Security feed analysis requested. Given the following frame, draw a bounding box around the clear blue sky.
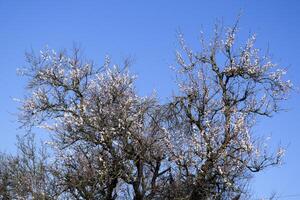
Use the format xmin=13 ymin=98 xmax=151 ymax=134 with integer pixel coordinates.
xmin=1 ymin=1 xmax=300 ymax=198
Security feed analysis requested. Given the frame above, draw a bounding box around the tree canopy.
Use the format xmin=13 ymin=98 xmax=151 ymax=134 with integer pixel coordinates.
xmin=0 ymin=23 xmax=291 ymax=200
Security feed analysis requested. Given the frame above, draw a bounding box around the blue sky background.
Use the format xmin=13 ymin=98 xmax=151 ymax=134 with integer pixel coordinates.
xmin=1 ymin=1 xmax=300 ymax=198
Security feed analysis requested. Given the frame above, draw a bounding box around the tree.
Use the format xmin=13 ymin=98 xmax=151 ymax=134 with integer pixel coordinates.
xmin=164 ymin=22 xmax=291 ymax=199
xmin=17 ymin=49 xmax=170 ymax=200
xmin=0 ymin=133 xmax=59 ymax=200
xmin=0 ymin=22 xmax=292 ymax=200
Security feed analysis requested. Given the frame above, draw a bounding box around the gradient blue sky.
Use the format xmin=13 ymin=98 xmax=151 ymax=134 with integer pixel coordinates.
xmin=1 ymin=1 xmax=300 ymax=198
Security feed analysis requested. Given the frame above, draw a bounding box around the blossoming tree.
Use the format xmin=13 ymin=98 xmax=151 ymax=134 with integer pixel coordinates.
xmin=164 ymin=23 xmax=291 ymax=199
xmin=0 ymin=22 xmax=292 ymax=200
